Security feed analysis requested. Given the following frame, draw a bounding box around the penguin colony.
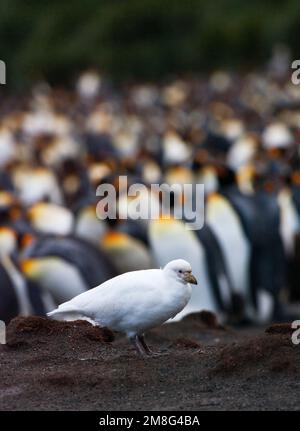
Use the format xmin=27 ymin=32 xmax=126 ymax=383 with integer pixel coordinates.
xmin=0 ymin=68 xmax=300 ymax=326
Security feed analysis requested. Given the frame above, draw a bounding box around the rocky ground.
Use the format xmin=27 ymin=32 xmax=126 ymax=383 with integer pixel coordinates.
xmin=0 ymin=313 xmax=299 ymax=411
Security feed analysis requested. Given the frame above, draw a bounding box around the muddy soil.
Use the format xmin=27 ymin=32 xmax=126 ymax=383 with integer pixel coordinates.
xmin=0 ymin=313 xmax=299 ymax=411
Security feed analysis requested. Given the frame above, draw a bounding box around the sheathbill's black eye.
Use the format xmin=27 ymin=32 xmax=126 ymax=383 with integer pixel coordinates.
xmin=179 ymin=270 xmax=182 ymax=273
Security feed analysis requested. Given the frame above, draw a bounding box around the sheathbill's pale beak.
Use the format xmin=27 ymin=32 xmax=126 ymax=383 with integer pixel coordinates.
xmin=184 ymin=272 xmax=198 ymax=285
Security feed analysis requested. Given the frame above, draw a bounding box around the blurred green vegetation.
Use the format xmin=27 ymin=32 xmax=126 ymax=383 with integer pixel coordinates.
xmin=1 ymin=0 xmax=300 ymax=88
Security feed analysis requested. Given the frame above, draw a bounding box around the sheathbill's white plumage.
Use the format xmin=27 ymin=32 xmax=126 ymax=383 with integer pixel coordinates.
xmin=47 ymin=259 xmax=197 ymax=356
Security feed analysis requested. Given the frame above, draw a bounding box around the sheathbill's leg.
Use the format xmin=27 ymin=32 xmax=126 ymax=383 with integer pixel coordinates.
xmin=129 ymin=334 xmax=148 ymax=358
xmin=138 ymin=334 xmax=154 ymax=355
xmin=138 ymin=334 xmax=167 ymax=356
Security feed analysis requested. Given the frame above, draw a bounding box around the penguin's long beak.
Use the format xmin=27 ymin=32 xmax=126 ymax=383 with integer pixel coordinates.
xmin=184 ymin=272 xmax=198 ymax=285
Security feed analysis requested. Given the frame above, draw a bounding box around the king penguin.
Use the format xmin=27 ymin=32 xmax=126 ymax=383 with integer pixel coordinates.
xmin=149 ymin=216 xmax=218 ymax=321
xmin=20 ymin=235 xmax=118 ymax=306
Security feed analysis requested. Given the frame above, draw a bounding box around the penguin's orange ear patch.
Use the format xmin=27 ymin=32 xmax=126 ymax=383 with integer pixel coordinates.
xmin=102 ymin=231 xmax=129 ymax=247
xmin=0 ymin=191 xmax=15 ymax=208
xmin=207 ymin=192 xmax=221 ymax=202
xmin=292 ymin=171 xmax=300 ymax=186
xmin=21 ymin=233 xmax=35 ymax=248
xmin=20 ymin=258 xmax=37 ymax=275
xmin=158 ymin=213 xmax=174 ymax=222
xmin=0 ymin=226 xmax=16 ymax=237
xmin=27 ymin=202 xmax=45 ymax=221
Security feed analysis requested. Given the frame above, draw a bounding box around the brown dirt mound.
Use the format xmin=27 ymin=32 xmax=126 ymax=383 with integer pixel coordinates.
xmin=181 ymin=310 xmax=225 ymax=329
xmin=265 ymin=322 xmax=294 ymax=335
xmin=6 ymin=316 xmax=114 ymax=349
xmin=146 ymin=310 xmax=231 ymax=347
xmin=42 ymin=373 xmax=77 ymax=387
xmin=212 ymin=332 xmax=299 ymax=375
xmin=170 ymin=337 xmax=202 ymax=349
